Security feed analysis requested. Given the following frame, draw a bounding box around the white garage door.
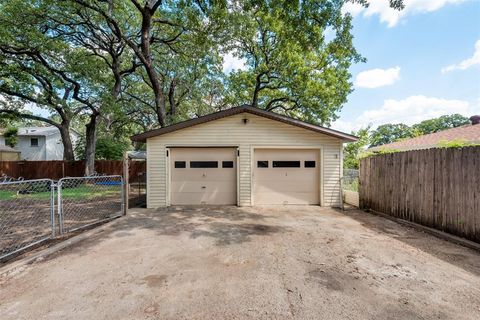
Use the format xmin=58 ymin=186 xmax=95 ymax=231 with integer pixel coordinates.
xmin=253 ymin=149 xmax=319 ymax=205
xmin=170 ymin=148 xmax=237 ymax=205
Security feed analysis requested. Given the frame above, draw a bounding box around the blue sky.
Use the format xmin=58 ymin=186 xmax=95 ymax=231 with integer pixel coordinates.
xmin=331 ymin=0 xmax=480 ymax=133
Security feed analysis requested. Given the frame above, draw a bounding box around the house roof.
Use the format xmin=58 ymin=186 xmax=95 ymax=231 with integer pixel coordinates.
xmin=127 ymin=150 xmax=146 ymax=160
xmin=0 ymin=145 xmax=20 ymax=153
xmin=17 ymin=127 xmax=60 ymax=137
xmin=131 ymin=106 xmax=358 ymax=142
xmin=369 ymin=123 xmax=480 ymax=151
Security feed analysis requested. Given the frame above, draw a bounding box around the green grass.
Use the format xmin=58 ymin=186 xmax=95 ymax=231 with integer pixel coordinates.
xmin=343 ymin=179 xmax=359 ymax=192
xmin=0 ymin=184 xmax=120 ymax=201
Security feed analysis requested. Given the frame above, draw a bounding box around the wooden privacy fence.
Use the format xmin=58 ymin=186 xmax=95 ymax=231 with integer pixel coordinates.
xmin=0 ymin=160 xmax=146 ymax=181
xmin=360 ymin=146 xmax=480 ymax=243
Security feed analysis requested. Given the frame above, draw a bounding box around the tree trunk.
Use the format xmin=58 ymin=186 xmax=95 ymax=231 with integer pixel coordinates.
xmin=111 ymin=58 xmax=123 ymax=99
xmin=139 ymin=6 xmax=166 ymax=127
xmin=58 ymin=124 xmax=75 ymax=161
xmin=168 ymin=79 xmax=177 ymax=116
xmin=251 ymin=73 xmax=264 ymax=108
xmin=155 ymin=95 xmax=167 ymax=126
xmin=84 ymin=114 xmax=97 ymax=176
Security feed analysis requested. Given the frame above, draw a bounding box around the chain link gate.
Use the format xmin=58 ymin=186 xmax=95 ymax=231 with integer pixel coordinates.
xmin=0 ymin=179 xmax=55 ymax=260
xmin=57 ymin=175 xmax=124 ymax=234
xmin=1 ymin=175 xmax=124 ymax=261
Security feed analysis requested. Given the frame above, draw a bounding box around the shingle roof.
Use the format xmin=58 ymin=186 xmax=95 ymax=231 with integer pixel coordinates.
xmin=0 ymin=145 xmax=20 ymax=153
xmin=17 ymin=127 xmax=59 ymax=137
xmin=131 ymin=106 xmax=358 ymax=142
xmin=369 ymin=124 xmax=480 ymax=151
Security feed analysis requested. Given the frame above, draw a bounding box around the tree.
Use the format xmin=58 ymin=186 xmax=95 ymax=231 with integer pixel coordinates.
xmin=0 ymin=1 xmax=79 ymax=160
xmin=3 ymin=127 xmax=18 ymax=148
xmin=74 ymin=136 xmax=129 ymax=160
xmin=369 ymin=123 xmax=413 ymax=147
xmin=412 ymin=114 xmax=469 ymax=135
xmin=223 ymin=0 xmax=403 ymax=126
xmin=0 ymin=0 xmax=138 ymax=172
xmin=95 ymin=138 xmax=130 ymax=160
xmin=71 ymin=0 xmax=227 ymax=127
xmin=343 ymin=126 xmax=370 ymax=169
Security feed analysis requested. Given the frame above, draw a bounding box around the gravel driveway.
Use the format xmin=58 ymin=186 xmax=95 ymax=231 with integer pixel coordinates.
xmin=1 ymin=206 xmax=479 ymax=320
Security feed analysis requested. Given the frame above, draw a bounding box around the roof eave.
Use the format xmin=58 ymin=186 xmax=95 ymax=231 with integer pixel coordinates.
xmin=131 ymin=106 xmax=358 ymax=142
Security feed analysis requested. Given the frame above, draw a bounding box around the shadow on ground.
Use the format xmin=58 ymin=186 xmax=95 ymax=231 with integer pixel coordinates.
xmin=49 ymin=206 xmax=285 ymax=258
xmin=339 ymin=207 xmax=480 ymax=277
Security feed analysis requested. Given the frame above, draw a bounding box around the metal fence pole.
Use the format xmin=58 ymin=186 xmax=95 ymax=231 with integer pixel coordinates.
xmin=50 ymin=181 xmax=56 ymax=238
xmin=57 ymin=179 xmax=64 ymax=235
xmin=121 ymin=176 xmax=126 ymax=215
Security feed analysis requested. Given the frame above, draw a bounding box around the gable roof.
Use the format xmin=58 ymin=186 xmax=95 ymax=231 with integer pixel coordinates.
xmin=369 ymin=123 xmax=480 ymax=151
xmin=0 ymin=126 xmax=59 ymax=137
xmin=131 ymin=106 xmax=358 ymax=142
xmin=0 ymin=145 xmax=20 ymax=153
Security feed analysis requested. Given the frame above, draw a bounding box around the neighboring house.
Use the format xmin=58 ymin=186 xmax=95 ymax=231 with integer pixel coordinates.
xmin=369 ymin=115 xmax=480 ymax=152
xmin=131 ymin=105 xmax=357 ymax=208
xmin=0 ymin=127 xmax=77 ymax=160
xmin=0 ymin=145 xmax=20 ymax=161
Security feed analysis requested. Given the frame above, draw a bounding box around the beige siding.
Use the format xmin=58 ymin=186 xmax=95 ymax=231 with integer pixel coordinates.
xmin=146 ymin=112 xmax=343 ymax=208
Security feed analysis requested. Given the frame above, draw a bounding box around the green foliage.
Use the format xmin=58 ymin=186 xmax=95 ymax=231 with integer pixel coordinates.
xmin=75 ymin=136 xmax=130 ymax=160
xmin=369 ymin=123 xmax=413 ymax=147
xmin=437 ymin=139 xmax=480 ymax=148
xmin=412 ymin=114 xmax=469 ymax=135
xmin=1 ymin=0 xmax=405 ymax=164
xmin=359 ymin=148 xmax=402 ymax=159
xmin=343 ymin=179 xmax=359 ymax=192
xmin=343 ymin=126 xmax=370 ymax=169
xmin=223 ymin=0 xmax=364 ymax=125
xmin=4 ymin=126 xmax=18 ymax=147
xmin=95 ymin=138 xmax=130 ymax=160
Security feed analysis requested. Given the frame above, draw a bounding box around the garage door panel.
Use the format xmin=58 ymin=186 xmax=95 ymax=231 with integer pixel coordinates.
xmin=254 ymin=192 xmax=318 ymax=205
xmin=172 ymin=170 xmax=235 ymax=182
xmin=171 ymin=181 xmax=236 ymax=193
xmin=254 ymin=149 xmax=316 ymax=160
xmin=170 ymin=148 xmax=237 ymax=205
xmin=253 ymin=149 xmax=319 ymax=205
xmin=171 ymin=192 xmax=236 ymax=205
xmin=254 ymin=170 xmax=317 ymax=181
xmin=172 ymin=148 xmax=234 ymax=159
xmin=254 ymin=182 xmax=317 ymax=193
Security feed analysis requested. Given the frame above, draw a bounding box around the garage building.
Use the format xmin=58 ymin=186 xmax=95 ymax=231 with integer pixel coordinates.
xmin=131 ymin=106 xmax=357 ymax=208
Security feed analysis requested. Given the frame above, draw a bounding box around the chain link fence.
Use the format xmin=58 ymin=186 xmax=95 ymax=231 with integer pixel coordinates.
xmin=342 ymin=169 xmax=360 ymax=208
xmin=1 ymin=175 xmax=124 ymax=261
xmin=343 ymin=169 xmax=359 ymax=192
xmin=0 ymin=179 xmax=55 ymax=260
xmin=58 ymin=175 xmax=124 ymax=234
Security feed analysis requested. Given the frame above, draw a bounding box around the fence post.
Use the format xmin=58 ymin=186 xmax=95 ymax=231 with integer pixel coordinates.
xmin=123 ymin=153 xmax=129 ymax=215
xmin=57 ymin=179 xmax=64 ymax=235
xmin=50 ymin=181 xmax=56 ymax=238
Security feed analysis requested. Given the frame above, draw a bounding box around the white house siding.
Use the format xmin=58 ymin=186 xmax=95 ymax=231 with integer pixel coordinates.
xmin=45 ymin=134 xmax=64 ymax=160
xmin=16 ymin=136 xmax=47 ymax=160
xmin=146 ymin=112 xmax=343 ymax=208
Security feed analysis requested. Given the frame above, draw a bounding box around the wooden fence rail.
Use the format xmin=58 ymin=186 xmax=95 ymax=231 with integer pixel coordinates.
xmin=359 ymin=146 xmax=480 ymax=243
xmin=0 ymin=160 xmax=146 ymax=181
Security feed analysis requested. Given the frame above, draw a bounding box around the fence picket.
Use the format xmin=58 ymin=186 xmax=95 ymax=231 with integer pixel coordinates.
xmin=360 ymin=146 xmax=480 ymax=243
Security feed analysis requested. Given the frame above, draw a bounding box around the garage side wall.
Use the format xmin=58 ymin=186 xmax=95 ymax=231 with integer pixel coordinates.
xmin=146 ymin=113 xmax=343 ymax=208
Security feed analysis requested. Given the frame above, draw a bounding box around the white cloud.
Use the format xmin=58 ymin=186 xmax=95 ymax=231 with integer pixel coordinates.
xmin=343 ymin=0 xmax=465 ymax=27
xmin=222 ymin=53 xmax=247 ymax=73
xmin=441 ymin=40 xmax=480 ymax=73
xmin=331 ymin=95 xmax=479 ymax=133
xmin=355 ymin=66 xmax=401 ymax=88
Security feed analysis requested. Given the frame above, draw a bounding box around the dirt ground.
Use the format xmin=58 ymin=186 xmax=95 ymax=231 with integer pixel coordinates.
xmin=0 ymin=206 xmax=479 ymax=320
